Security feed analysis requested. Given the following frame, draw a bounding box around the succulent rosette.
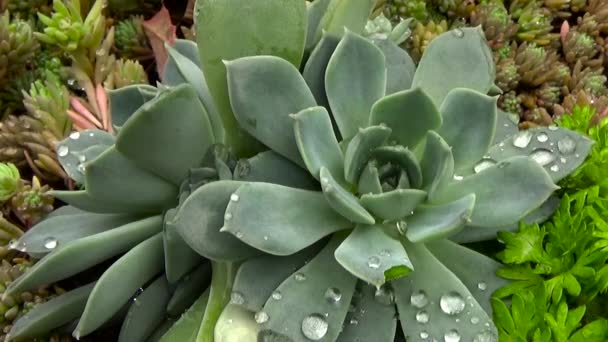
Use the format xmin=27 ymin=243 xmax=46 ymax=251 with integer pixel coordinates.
xmin=174 ymin=26 xmax=592 ymax=341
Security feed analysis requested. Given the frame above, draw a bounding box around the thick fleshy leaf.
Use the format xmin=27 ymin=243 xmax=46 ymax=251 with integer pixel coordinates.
xmin=74 ymin=234 xmax=165 ymax=338
xmin=226 ymin=56 xmax=316 ymax=166
xmin=6 ymin=216 xmax=162 ymax=296
xmin=18 ymin=212 xmax=139 ymax=259
xmin=116 ymin=84 xmax=215 ymax=185
xmin=166 ymin=263 xmax=211 ymax=317
xmin=420 ymin=131 xmax=455 ymax=201
xmin=303 ymin=33 xmax=340 ymax=108
xmin=293 ymin=106 xmax=344 ymax=181
xmin=358 ymin=161 xmax=382 ymax=194
xmin=370 ymin=88 xmax=441 ymax=148
xmin=196 ymin=0 xmax=307 ymax=156
xmin=163 ymin=210 xmax=204 ymax=283
xmin=319 ymin=0 xmax=375 ymax=36
xmin=163 ymin=42 xmax=224 ymax=142
xmin=108 ymin=85 xmax=158 ymax=129
xmin=233 ymin=151 xmax=318 ymax=190
xmin=344 ymin=125 xmax=392 ymax=184
xmin=305 ymin=0 xmax=331 ymax=50
xmin=372 ymin=145 xmax=422 ymax=188
xmin=159 ymin=290 xmax=209 ymax=342
xmin=259 ymin=236 xmax=357 ymax=342
xmin=427 ymin=240 xmax=510 ymax=313
xmin=485 ymin=127 xmax=594 ymax=183
xmin=360 ymin=189 xmax=427 ymax=221
xmin=438 ymin=88 xmax=498 ymax=171
xmin=372 ymin=38 xmax=416 ymax=94
xmin=7 ymin=282 xmax=95 ymax=341
xmin=223 ymin=182 xmax=352 ymax=255
xmin=492 ymin=110 xmax=519 ymax=145
xmin=326 ymin=30 xmax=386 ymax=138
xmin=320 ymin=167 xmax=375 ymax=224
xmin=118 ymin=276 xmax=171 ymax=342
xmin=337 ymin=282 xmax=397 ymax=342
xmin=393 ymin=242 xmax=498 ymax=341
xmin=405 ymin=194 xmax=475 ymax=243
xmin=335 ymin=225 xmax=413 ymax=287
xmin=412 ymin=27 xmax=494 ymax=107
xmin=56 ymin=129 xmax=114 ymax=184
xmin=171 ymin=181 xmax=261 ymax=261
xmin=50 ymin=190 xmax=134 ymax=214
xmin=84 ymin=146 xmax=178 ymax=212
xmin=434 ymin=156 xmax=558 ymax=227
xmin=231 ymin=246 xmax=320 ymax=312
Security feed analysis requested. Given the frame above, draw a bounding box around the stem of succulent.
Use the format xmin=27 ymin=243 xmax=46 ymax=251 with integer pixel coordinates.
xmin=196 ymin=260 xmax=239 ymax=342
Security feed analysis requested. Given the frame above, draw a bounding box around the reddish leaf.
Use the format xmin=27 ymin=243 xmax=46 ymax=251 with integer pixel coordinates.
xmin=143 ymin=5 xmax=177 ymax=76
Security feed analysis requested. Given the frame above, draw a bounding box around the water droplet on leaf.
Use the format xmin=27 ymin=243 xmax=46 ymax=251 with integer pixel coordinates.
xmin=230 ymin=291 xmax=245 ymax=305
xmin=513 ymin=131 xmax=532 ymax=148
xmin=295 ymin=273 xmax=306 ymax=282
xmin=557 ymin=136 xmax=576 ymax=155
xmin=550 ymin=164 xmax=559 ymax=172
xmin=367 ymin=256 xmax=381 ymax=269
xmin=452 ymin=28 xmax=464 ymax=37
xmin=396 ymin=220 xmax=407 ymax=235
xmin=410 ymin=290 xmax=429 ymax=308
xmin=271 ymin=291 xmax=282 ymax=300
xmin=43 ymin=237 xmax=58 ymax=250
xmin=471 ymin=316 xmax=480 ymax=324
xmin=440 ymin=292 xmax=465 ymax=315
xmin=420 ymin=331 xmax=429 ymax=339
xmin=325 ymin=287 xmax=342 ymax=303
xmin=230 ymin=193 xmax=239 ymax=202
xmin=301 ymin=314 xmax=328 ymax=340
xmin=57 ymin=145 xmax=69 ymax=157
xmin=473 ymin=158 xmax=496 ymax=173
xmin=255 ymin=311 xmax=269 ymax=324
xmin=69 ymin=132 xmax=80 ymax=139
xmin=224 ymin=213 xmax=232 ymax=221
xmin=416 ymin=310 xmax=429 ymax=323
xmin=444 ymin=329 xmax=461 ymax=342
xmin=477 ymin=282 xmax=487 ymax=291
xmin=529 ymin=148 xmax=555 ymax=166
xmin=473 ymin=331 xmax=497 ymax=342
xmin=536 ymin=133 xmax=548 ymax=142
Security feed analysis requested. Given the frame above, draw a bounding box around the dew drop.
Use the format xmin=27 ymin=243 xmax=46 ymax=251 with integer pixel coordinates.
xmin=548 ymin=125 xmax=558 ymax=131
xmin=77 ymin=164 xmax=86 ymax=173
xmin=367 ymin=256 xmax=381 ymax=269
xmin=550 ymin=164 xmax=560 ymax=172
xmin=560 ymin=157 xmax=567 ymax=164
xmin=453 ymin=174 xmax=464 ymax=181
xmin=444 ymin=329 xmax=461 ymax=342
xmin=529 ymin=148 xmax=555 ymax=166
xmin=230 ymin=193 xmax=239 ymax=202
xmin=536 ymin=132 xmax=549 ymax=142
xmin=57 ymin=145 xmax=69 ymax=157
xmin=396 ymin=220 xmax=408 ymax=235
xmin=224 ymin=212 xmax=232 ymax=221
xmin=78 ymin=155 xmax=86 ymax=162
xmin=440 ymin=292 xmax=465 ymax=315
xmin=416 ymin=310 xmax=430 ymax=324
xmin=69 ymin=131 xmax=80 ymax=140
xmin=295 ymin=273 xmax=307 ymax=282
xmin=255 ymin=311 xmax=269 ymax=324
xmin=230 ymin=291 xmax=245 ymax=305
xmin=301 ymin=314 xmax=328 ymax=340
xmin=380 ymin=249 xmax=391 ymax=257
xmin=557 ymin=136 xmax=576 ymax=155
xmin=325 ymin=287 xmax=342 ymax=303
xmin=473 ymin=158 xmax=496 ymax=173
xmin=513 ymin=130 xmax=532 ymax=148
xmin=420 ymin=331 xmax=429 ymax=339
xmin=473 ymin=331 xmax=498 ymax=342
xmin=452 ymin=28 xmax=464 ymax=37
xmin=477 ymin=282 xmax=487 ymax=291
xmin=410 ymin=290 xmax=429 ymax=308
xmin=43 ymin=237 xmax=58 ymax=250
xmin=471 ymin=316 xmax=480 ymax=324
xmin=271 ymin=291 xmax=283 ymax=300
xmin=349 ymin=318 xmax=358 ymax=325
xmin=235 ymin=231 xmax=243 ymax=239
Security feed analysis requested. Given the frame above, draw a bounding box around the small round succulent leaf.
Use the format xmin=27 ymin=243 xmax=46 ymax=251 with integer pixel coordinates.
xmin=222 ymin=182 xmax=352 ymax=255
xmin=344 ymin=125 xmax=392 ymax=184
xmin=412 ymin=27 xmax=495 ymax=108
xmin=405 ymin=194 xmax=475 ymax=243
xmin=369 ymin=88 xmax=441 ymax=149
xmin=325 ymin=29 xmax=386 ymax=139
xmin=360 ymin=189 xmax=427 ymax=221
xmin=334 ymin=225 xmax=413 ymax=288
xmin=320 ymin=167 xmax=375 ymax=225
xmin=437 ymin=88 xmax=498 ymax=172
xmin=226 ymin=55 xmax=316 ymax=167
xmin=293 ymin=106 xmax=344 ymax=182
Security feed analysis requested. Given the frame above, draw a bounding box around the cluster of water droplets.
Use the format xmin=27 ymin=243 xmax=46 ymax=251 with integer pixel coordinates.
xmin=57 ymin=131 xmax=99 ymax=176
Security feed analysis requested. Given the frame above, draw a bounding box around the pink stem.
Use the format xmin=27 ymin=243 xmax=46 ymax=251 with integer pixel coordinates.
xmin=96 ymin=84 xmax=112 ymax=133
xmin=66 ymin=109 xmax=98 ymax=130
xmin=70 ymin=97 xmax=104 ymax=128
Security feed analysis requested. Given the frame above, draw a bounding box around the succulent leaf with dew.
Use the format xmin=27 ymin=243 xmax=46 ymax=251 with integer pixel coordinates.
xmin=0 ymin=163 xmax=20 ymax=203
xmin=173 ymin=23 xmax=592 ymax=340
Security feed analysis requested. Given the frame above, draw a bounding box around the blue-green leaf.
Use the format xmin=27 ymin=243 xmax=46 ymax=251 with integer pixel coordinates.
xmin=360 ymin=189 xmax=427 ymax=221
xmin=344 ymin=125 xmax=392 ymax=184
xmin=419 ymin=131 xmax=454 ymax=201
xmin=320 ymin=167 xmax=375 ymax=224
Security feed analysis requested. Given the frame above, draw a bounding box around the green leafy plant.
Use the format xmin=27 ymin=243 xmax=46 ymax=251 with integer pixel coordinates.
xmin=0 ymin=163 xmax=20 ymax=202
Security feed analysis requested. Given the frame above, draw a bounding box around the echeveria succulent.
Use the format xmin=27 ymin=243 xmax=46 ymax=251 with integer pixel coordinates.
xmin=175 ymin=26 xmax=592 ymax=341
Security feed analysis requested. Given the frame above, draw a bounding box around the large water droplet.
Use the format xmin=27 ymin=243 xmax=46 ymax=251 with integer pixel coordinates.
xmin=367 ymin=256 xmax=381 ymax=269
xmin=230 ymin=193 xmax=239 ymax=202
xmin=420 ymin=331 xmax=429 ymax=339
xmin=396 ymin=220 xmax=407 ymax=235
xmin=477 ymin=282 xmax=487 ymax=291
xmin=536 ymin=132 xmax=548 ymax=142
xmin=529 ymin=148 xmax=555 ymax=166
xmin=557 ymin=136 xmax=576 ymax=155
xmin=473 ymin=158 xmax=496 ymax=173
xmin=57 ymin=145 xmax=69 ymax=157
xmin=444 ymin=329 xmax=461 ymax=342
xmin=69 ymin=132 xmax=80 ymax=140
xmin=271 ymin=291 xmax=282 ymax=300
xmin=255 ymin=311 xmax=269 ymax=324
xmin=513 ymin=130 xmax=532 ymax=148
xmin=43 ymin=237 xmax=58 ymax=250
xmin=440 ymin=292 xmax=465 ymax=315
xmin=301 ymin=314 xmax=328 ymax=340
xmin=473 ymin=331 xmax=498 ymax=342
xmin=452 ymin=28 xmax=464 ymax=37
xmin=416 ymin=310 xmax=429 ymax=324
xmin=550 ymin=164 xmax=560 ymax=172
xmin=410 ymin=290 xmax=429 ymax=308
xmin=230 ymin=291 xmax=245 ymax=305
xmin=325 ymin=287 xmax=342 ymax=303
xmin=295 ymin=273 xmax=307 ymax=282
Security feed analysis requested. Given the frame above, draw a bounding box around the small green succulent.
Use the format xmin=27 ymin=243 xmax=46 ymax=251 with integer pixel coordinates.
xmin=173 ymin=23 xmax=592 ymax=342
xmin=0 ymin=163 xmax=20 ymax=202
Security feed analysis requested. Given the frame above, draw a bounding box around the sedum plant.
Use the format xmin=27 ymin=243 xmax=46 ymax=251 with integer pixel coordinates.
xmin=173 ymin=9 xmax=594 ymax=342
